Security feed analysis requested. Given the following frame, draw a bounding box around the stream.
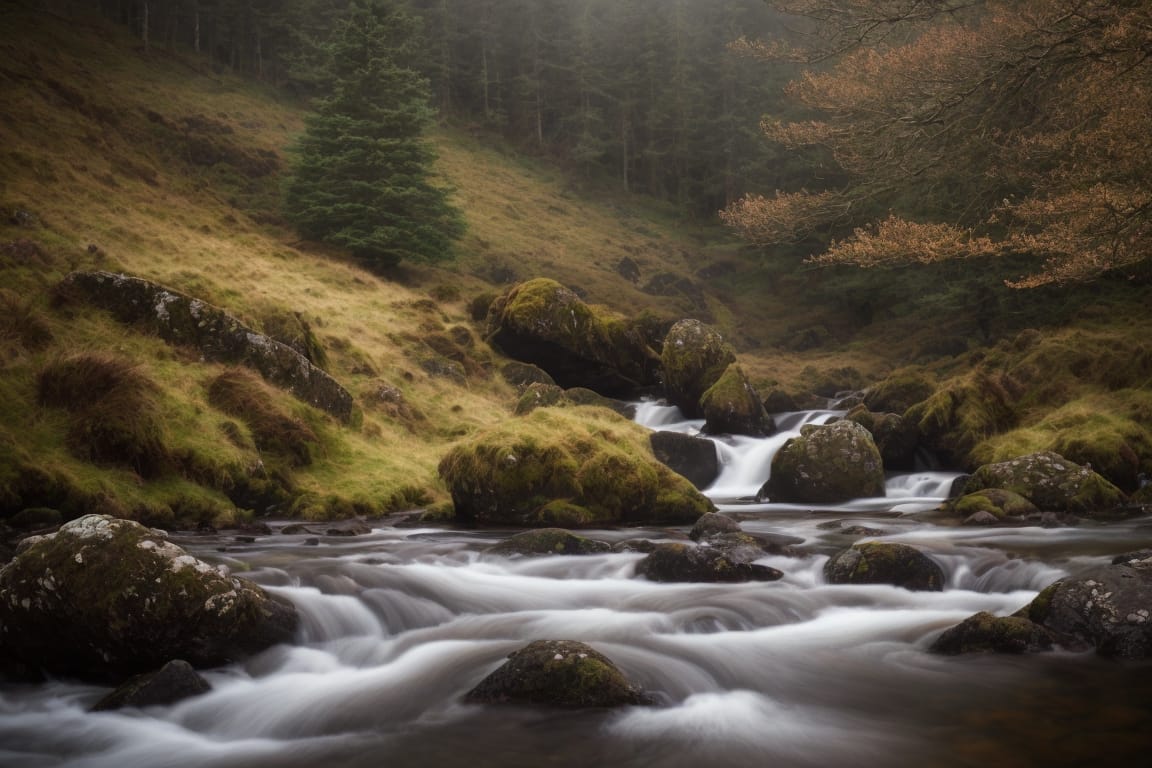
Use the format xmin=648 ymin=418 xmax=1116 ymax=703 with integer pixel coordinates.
xmin=2 ymin=404 xmax=1152 ymax=767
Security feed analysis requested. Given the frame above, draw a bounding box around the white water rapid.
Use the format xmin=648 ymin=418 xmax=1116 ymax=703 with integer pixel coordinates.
xmin=2 ymin=405 xmax=1152 ymax=767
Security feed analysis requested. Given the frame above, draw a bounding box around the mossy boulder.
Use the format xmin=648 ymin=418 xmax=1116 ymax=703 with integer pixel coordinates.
xmin=762 ymin=421 xmax=886 ymax=504
xmin=464 ymin=639 xmax=647 ymax=708
xmin=1021 ymin=557 xmax=1152 ymax=658
xmin=660 ymin=320 xmax=736 ymax=418
xmin=636 ymin=543 xmax=783 ymax=583
xmin=863 ymin=369 xmax=937 ymax=415
xmin=689 ymin=512 xmax=742 ymax=541
xmin=486 ymin=278 xmax=659 ymax=398
xmin=906 ymin=372 xmax=1016 ymax=468
xmin=649 ymin=431 xmax=720 ymax=490
xmin=824 ymin=542 xmax=944 ymax=591
xmin=487 ymin=529 xmax=611 ymax=558
xmin=438 ymin=406 xmax=715 ymax=527
xmin=514 ymin=384 xmax=636 ymax=418
xmin=929 ymin=611 xmax=1054 ymax=655
xmin=57 ymin=271 xmax=353 ymax=421
xmin=963 ymin=451 xmax=1127 ymax=515
xmin=700 ymin=363 xmax=775 ymax=437
xmin=846 ymin=406 xmax=920 ymax=471
xmin=0 ymin=514 xmax=297 ymax=681
xmin=950 ymin=488 xmax=1038 ymax=520
xmin=500 ymin=361 xmax=556 ymax=391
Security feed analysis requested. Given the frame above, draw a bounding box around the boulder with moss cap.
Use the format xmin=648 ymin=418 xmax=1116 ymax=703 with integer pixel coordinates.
xmin=660 ymin=319 xmax=736 ymax=418
xmin=486 ymin=278 xmax=659 ymax=398
xmin=762 ymin=420 xmax=886 ymax=504
xmin=438 ymin=406 xmax=714 ymax=527
xmin=963 ymin=451 xmax=1126 ymax=515
xmin=0 ymin=514 xmax=297 ymax=681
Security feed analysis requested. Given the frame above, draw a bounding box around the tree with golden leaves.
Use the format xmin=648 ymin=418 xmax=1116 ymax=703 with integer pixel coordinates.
xmin=723 ymin=0 xmax=1151 ymax=287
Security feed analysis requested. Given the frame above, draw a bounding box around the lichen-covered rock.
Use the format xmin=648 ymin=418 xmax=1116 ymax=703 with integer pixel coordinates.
xmin=951 ymin=488 xmax=1038 ymax=520
xmin=487 ymin=529 xmax=611 ymax=557
xmin=649 ymin=431 xmax=720 ymax=490
xmin=700 ymin=363 xmax=775 ymax=437
xmin=0 ymin=514 xmax=297 ymax=680
xmin=929 ymin=611 xmax=1054 ymax=655
xmin=824 ymin=542 xmax=944 ymax=591
xmin=486 ymin=278 xmax=659 ymax=398
xmin=92 ymin=659 xmax=211 ymax=711
xmin=963 ymin=451 xmax=1127 ymax=515
xmin=438 ymin=406 xmax=714 ymax=527
xmin=660 ymin=320 xmax=736 ymax=418
xmin=762 ymin=421 xmax=886 ymax=504
xmin=1022 ymin=557 xmax=1152 ymax=658
xmin=56 ymin=271 xmax=353 ymax=421
xmin=464 ymin=639 xmax=646 ymax=708
xmin=636 ymin=543 xmax=783 ymax=583
xmin=689 ymin=512 xmax=741 ymax=541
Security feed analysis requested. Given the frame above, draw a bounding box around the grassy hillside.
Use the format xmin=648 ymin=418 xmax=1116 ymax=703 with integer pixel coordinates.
xmin=2 ymin=4 xmax=1149 ymax=529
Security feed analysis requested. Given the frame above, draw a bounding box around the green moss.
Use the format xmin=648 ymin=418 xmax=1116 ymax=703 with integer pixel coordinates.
xmin=699 ymin=362 xmax=772 ymax=436
xmin=438 ymin=406 xmax=713 ymax=527
xmin=660 ymin=319 xmax=736 ymax=417
xmin=863 ymin=367 xmax=936 ymax=414
xmin=951 ymin=489 xmax=1037 ymax=520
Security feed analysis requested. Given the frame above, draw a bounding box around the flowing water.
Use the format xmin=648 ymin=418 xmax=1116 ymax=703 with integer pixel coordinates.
xmin=3 ymin=405 xmax=1152 ymax=767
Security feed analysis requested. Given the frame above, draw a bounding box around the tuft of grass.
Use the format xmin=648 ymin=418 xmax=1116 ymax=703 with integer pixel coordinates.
xmin=37 ymin=352 xmax=171 ymax=476
xmin=207 ymin=368 xmax=320 ymax=467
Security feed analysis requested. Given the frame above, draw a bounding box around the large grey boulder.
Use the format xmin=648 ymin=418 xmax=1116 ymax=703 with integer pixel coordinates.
xmin=0 ymin=515 xmax=297 ymax=681
xmin=824 ymin=542 xmax=944 ymax=592
xmin=963 ymin=451 xmax=1126 ymax=515
xmin=57 ymin=271 xmax=353 ymax=421
xmin=762 ymin=421 xmax=886 ymax=504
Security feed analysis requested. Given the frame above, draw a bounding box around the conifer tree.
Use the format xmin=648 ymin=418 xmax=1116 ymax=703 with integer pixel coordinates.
xmin=284 ymin=0 xmax=464 ymax=270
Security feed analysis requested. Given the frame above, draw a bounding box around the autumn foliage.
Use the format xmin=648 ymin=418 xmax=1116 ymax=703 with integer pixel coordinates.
xmin=723 ymin=0 xmax=1152 ymax=287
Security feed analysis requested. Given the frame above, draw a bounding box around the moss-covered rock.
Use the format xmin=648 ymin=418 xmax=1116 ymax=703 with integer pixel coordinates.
xmin=929 ymin=611 xmax=1054 ymax=655
xmin=823 ymin=542 xmax=944 ymax=591
xmin=464 ymin=639 xmax=647 ymax=708
xmin=950 ymin=488 xmax=1039 ymax=520
xmin=487 ymin=528 xmax=611 ymax=558
xmin=688 ymin=512 xmax=741 ymax=541
xmin=635 ymin=543 xmax=783 ymax=583
xmin=700 ymin=363 xmax=775 ymax=437
xmin=500 ymin=360 xmax=556 ymax=391
xmin=486 ymin=278 xmax=659 ymax=398
xmin=438 ymin=406 xmax=714 ymax=527
xmin=863 ymin=368 xmax=937 ymax=415
xmin=1021 ymin=557 xmax=1152 ymax=658
xmin=906 ymin=371 xmax=1017 ymax=469
xmin=0 ymin=514 xmax=297 ymax=681
xmin=963 ymin=451 xmax=1127 ymax=515
xmin=56 ymin=271 xmax=353 ymax=421
xmin=649 ymin=431 xmax=720 ymax=490
xmin=762 ymin=421 xmax=886 ymax=504
xmin=660 ymin=319 xmax=736 ymax=418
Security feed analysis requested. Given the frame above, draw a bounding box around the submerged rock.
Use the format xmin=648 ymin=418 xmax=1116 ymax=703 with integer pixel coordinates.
xmin=660 ymin=319 xmax=735 ymax=418
xmin=438 ymin=406 xmax=714 ymax=527
xmin=963 ymin=451 xmax=1127 ymax=515
xmin=636 ymin=543 xmax=783 ymax=583
xmin=0 ymin=514 xmax=297 ymax=680
xmin=762 ymin=420 xmax=886 ymax=504
xmin=486 ymin=278 xmax=659 ymax=398
xmin=929 ymin=612 xmax=1054 ymax=655
xmin=465 ymin=639 xmax=647 ymax=708
xmin=649 ymin=431 xmax=720 ymax=490
xmin=1022 ymin=556 xmax=1152 ymax=659
xmin=487 ymin=529 xmax=611 ymax=557
xmin=824 ymin=542 xmax=944 ymax=591
xmin=92 ymin=659 xmax=211 ymax=711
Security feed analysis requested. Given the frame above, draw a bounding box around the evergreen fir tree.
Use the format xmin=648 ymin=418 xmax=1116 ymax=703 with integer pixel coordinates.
xmin=284 ymin=0 xmax=464 ymax=270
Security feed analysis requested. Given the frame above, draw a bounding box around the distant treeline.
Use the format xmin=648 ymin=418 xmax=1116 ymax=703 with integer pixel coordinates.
xmin=85 ymin=0 xmax=816 ymax=217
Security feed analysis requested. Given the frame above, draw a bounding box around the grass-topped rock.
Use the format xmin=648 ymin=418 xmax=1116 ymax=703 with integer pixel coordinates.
xmin=762 ymin=420 xmax=886 ymax=504
xmin=438 ymin=406 xmax=714 ymax=527
xmin=700 ymin=363 xmax=775 ymax=437
xmin=465 ymin=639 xmax=647 ymax=708
xmin=486 ymin=278 xmax=659 ymax=399
xmin=963 ymin=451 xmax=1126 ymax=515
xmin=0 ymin=514 xmax=297 ymax=681
xmin=660 ymin=319 xmax=736 ymax=418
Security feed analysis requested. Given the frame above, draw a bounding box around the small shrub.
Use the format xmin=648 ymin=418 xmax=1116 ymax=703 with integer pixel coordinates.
xmin=0 ymin=289 xmax=54 ymax=354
